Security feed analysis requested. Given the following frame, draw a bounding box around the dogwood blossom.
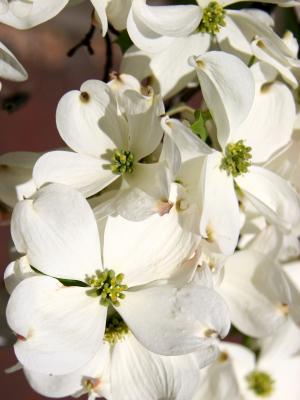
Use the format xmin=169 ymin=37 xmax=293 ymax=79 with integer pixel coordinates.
xmin=33 ymin=78 xmax=166 ymax=205
xmin=165 ymin=53 xmax=300 ymax=258
xmin=7 ymin=183 xmax=230 ymax=375
xmin=123 ymin=0 xmax=300 ymax=97
xmin=193 ymin=320 xmax=300 ymax=399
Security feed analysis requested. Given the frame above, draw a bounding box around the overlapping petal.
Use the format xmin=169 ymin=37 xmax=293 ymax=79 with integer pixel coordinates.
xmin=11 ymin=183 xmax=101 ymax=280
xmin=236 ymin=166 xmax=300 ymax=232
xmin=191 ymin=51 xmax=255 ymax=148
xmin=0 ymin=0 xmax=69 ymax=29
xmin=6 ymin=276 xmax=107 ymax=375
xmin=118 ymin=281 xmax=230 ymax=356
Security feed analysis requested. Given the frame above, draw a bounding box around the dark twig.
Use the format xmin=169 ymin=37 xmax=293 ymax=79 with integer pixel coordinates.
xmin=67 ymin=24 xmax=96 ymax=57
xmin=108 ymin=23 xmax=120 ymax=36
xmin=103 ymin=32 xmax=113 ymax=82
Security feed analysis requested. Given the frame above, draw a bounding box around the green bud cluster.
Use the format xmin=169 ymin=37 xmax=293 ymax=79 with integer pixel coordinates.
xmin=111 ymin=149 xmax=134 ymax=174
xmin=198 ymin=2 xmax=226 ymax=35
xmin=104 ymin=313 xmax=129 ymax=345
xmin=86 ymin=269 xmax=128 ymax=307
xmin=246 ymin=370 xmax=275 ymax=397
xmin=220 ymin=140 xmax=252 ymax=177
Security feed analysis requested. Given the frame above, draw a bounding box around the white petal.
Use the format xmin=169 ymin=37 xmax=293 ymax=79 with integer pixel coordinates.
xmin=200 ymin=152 xmax=240 ymax=256
xmin=251 ymin=37 xmax=298 ymax=89
xmin=24 ymin=344 xmax=110 ymax=398
xmin=108 ymin=73 xmax=141 ymax=98
xmin=217 ymin=13 xmax=252 ymax=55
xmin=90 ymin=0 xmax=108 ymax=36
xmin=0 ymin=1 xmax=8 ymax=14
xmin=123 ymin=89 xmax=164 ymax=160
xmin=0 ymin=151 xmax=39 ymax=207
xmin=236 ymin=166 xmax=300 ymax=232
xmin=230 ymin=80 xmax=295 ymax=163
xmin=282 ymin=261 xmax=300 ymax=325
xmin=202 ymin=356 xmax=241 ymax=400
xmin=112 ymin=187 xmax=158 ymax=221
xmin=128 ymin=0 xmax=201 ymax=53
xmin=118 ymin=281 xmax=230 ymax=356
xmin=124 ymin=161 xmax=170 ymax=201
xmin=259 ymin=319 xmax=300 ymax=362
xmin=120 ymin=45 xmax=152 ymax=82
xmin=150 ymin=32 xmax=210 ymax=98
xmin=103 ymin=209 xmax=199 ymax=287
xmin=256 ymin=357 xmax=300 ymax=400
xmin=127 ymin=6 xmax=175 ymax=54
xmin=33 ymin=150 xmax=117 ymax=197
xmin=106 ymin=0 xmax=131 ymax=31
xmin=6 ymin=276 xmax=107 ymax=375
xmin=282 ymin=30 xmax=299 ymax=59
xmin=0 ymin=41 xmax=27 ymax=82
xmin=247 ymin=225 xmax=283 ymax=259
xmin=56 ymin=80 xmax=124 ymax=157
xmin=220 ymin=341 xmax=256 ymax=380
xmin=159 ymin=133 xmax=181 ymax=181
xmin=4 ymin=255 xmax=36 ymax=294
xmin=111 ymin=333 xmax=200 ymax=400
xmin=191 ymin=51 xmax=255 ymax=149
xmin=0 ymin=0 xmax=69 ymax=29
xmin=11 ymin=183 xmax=101 ymax=281
xmin=162 ymin=117 xmax=212 ymax=162
xmin=219 ymin=250 xmax=287 ymax=337
xmin=131 ymin=0 xmax=201 ymax=38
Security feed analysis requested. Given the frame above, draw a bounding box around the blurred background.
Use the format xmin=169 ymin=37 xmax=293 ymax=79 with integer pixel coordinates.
xmin=0 ymin=1 xmax=300 ymax=398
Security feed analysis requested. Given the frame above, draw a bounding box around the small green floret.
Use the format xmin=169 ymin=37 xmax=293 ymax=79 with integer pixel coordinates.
xmin=111 ymin=149 xmax=134 ymax=174
xmin=246 ymin=370 xmax=275 ymax=397
xmin=86 ymin=269 xmax=128 ymax=307
xmin=220 ymin=140 xmax=252 ymax=177
xmin=198 ymin=2 xmax=226 ymax=35
xmin=104 ymin=313 xmax=129 ymax=345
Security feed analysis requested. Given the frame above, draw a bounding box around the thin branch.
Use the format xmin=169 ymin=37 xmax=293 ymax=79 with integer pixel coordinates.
xmin=67 ymin=24 xmax=96 ymax=57
xmin=103 ymin=32 xmax=113 ymax=82
xmin=108 ymin=23 xmax=120 ymax=36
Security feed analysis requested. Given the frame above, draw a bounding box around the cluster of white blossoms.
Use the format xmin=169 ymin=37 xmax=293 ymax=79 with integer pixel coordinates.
xmin=1 ymin=0 xmax=300 ymax=399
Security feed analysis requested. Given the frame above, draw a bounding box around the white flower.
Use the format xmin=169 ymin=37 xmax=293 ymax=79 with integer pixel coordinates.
xmin=194 ymin=320 xmax=300 ymax=399
xmin=166 ymin=52 xmax=300 ymax=258
xmin=218 ymin=239 xmax=291 ymax=337
xmin=7 ymin=183 xmax=230 ymax=375
xmin=123 ymin=2 xmax=300 ymax=98
xmin=162 ymin=51 xmax=255 ymax=255
xmin=33 ymin=79 xmax=165 ymax=202
xmin=0 ymin=42 xmax=27 ymax=90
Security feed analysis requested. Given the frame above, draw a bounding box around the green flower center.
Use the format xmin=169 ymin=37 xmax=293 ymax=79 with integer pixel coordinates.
xmin=198 ymin=2 xmax=226 ymax=35
xmin=246 ymin=370 xmax=275 ymax=397
xmin=104 ymin=313 xmax=129 ymax=345
xmin=85 ymin=269 xmax=128 ymax=307
xmin=220 ymin=140 xmax=252 ymax=177
xmin=111 ymin=149 xmax=134 ymax=174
